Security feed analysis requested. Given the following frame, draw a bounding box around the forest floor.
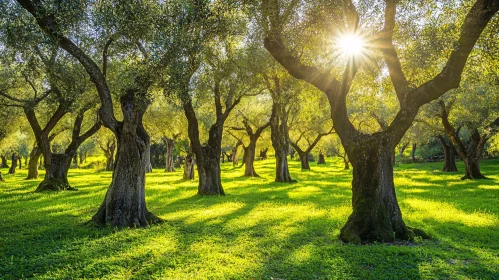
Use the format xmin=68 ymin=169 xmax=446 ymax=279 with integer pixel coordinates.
xmin=0 ymin=158 xmax=498 ymax=279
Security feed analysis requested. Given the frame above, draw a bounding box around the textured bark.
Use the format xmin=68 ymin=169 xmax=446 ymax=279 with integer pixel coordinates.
xmin=8 ymin=153 xmax=18 ymax=174
xmin=340 ymin=137 xmax=429 ymax=243
xmin=26 ymin=147 xmax=42 ymax=179
xmin=165 ymin=138 xmax=175 ymax=172
xmin=35 ymin=153 xmax=73 ymax=191
xmin=317 ymin=153 xmax=326 ymax=164
xmin=437 ymin=135 xmax=458 ymax=172
xmin=243 ymin=142 xmax=259 ymax=177
xmin=269 ymin=78 xmax=294 ymax=183
xmin=92 ymin=92 xmax=161 ymax=227
xmin=197 ymin=146 xmax=224 ymax=195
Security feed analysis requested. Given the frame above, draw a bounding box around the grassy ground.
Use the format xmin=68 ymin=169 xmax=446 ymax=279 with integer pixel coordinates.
xmin=0 ymin=158 xmax=498 ymax=279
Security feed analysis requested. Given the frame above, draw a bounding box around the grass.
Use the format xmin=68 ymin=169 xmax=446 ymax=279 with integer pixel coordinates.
xmin=0 ymin=158 xmax=498 ymax=279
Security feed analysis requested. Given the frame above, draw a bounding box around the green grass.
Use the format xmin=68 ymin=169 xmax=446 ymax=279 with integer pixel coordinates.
xmin=1 ymin=158 xmax=498 ymax=279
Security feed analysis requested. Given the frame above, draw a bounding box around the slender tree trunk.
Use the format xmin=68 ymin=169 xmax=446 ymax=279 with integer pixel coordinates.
xmin=8 ymin=153 xmax=18 ymax=174
xmin=232 ymin=144 xmax=240 ymax=167
xmin=145 ymin=146 xmax=152 ymax=173
xmin=340 ymin=137 xmax=429 ymax=243
xmin=18 ymin=157 xmax=22 ymax=169
xmin=298 ymin=151 xmax=310 ymax=170
xmin=243 ymin=142 xmax=259 ymax=177
xmin=79 ymin=152 xmax=85 ymax=164
xmin=410 ymin=143 xmax=417 ymax=162
xmin=183 ymin=152 xmax=195 ymax=180
xmin=165 ymin=138 xmax=175 ymax=172
xmin=35 ymin=153 xmax=73 ymax=191
xmin=438 ymin=135 xmax=457 ymax=172
xmin=0 ymin=155 xmax=8 ymax=168
xmin=26 ymin=147 xmax=42 ymax=179
xmin=92 ymin=92 xmax=160 ymax=227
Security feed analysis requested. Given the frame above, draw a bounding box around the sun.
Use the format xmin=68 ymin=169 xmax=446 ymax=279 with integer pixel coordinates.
xmin=337 ymin=34 xmax=365 ymax=56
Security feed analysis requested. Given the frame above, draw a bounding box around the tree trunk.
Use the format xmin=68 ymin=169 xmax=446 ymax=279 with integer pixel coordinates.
xmin=18 ymin=156 xmax=22 ymax=169
xmin=8 ymin=153 xmax=18 ymax=174
xmin=197 ymin=146 xmax=224 ymax=195
xmin=340 ymin=138 xmax=429 ymax=243
xmin=461 ymin=130 xmax=487 ymax=179
xmin=183 ymin=152 xmax=195 ymax=180
xmin=243 ymin=142 xmax=259 ymax=177
xmin=165 ymin=138 xmax=175 ymax=172
xmin=317 ymin=153 xmax=326 ymax=164
xmin=410 ymin=143 xmax=417 ymax=162
xmin=270 ymin=100 xmax=294 ymax=183
xmin=398 ymin=143 xmax=408 ymax=157
xmin=79 ymin=152 xmax=85 ymax=164
xmin=0 ymin=155 xmax=8 ymax=168
xmin=438 ymin=135 xmax=458 ymax=172
xmin=35 ymin=153 xmax=73 ymax=191
xmin=26 ymin=147 xmax=42 ymax=179
xmin=92 ymin=93 xmax=160 ymax=227
xmin=298 ymin=151 xmax=310 ymax=170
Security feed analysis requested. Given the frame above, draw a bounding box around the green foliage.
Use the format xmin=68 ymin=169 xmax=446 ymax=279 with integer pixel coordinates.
xmin=1 ymin=158 xmax=499 ymax=279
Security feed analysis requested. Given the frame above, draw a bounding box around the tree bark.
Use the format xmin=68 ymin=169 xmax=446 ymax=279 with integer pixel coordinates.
xmin=145 ymin=145 xmax=153 ymax=173
xmin=35 ymin=153 xmax=73 ymax=191
xmin=298 ymin=151 xmax=310 ymax=170
xmin=26 ymin=147 xmax=42 ymax=179
xmin=165 ymin=138 xmax=175 ymax=172
xmin=8 ymin=153 xmax=18 ymax=174
xmin=0 ymin=155 xmax=8 ymax=168
xmin=92 ymin=92 xmax=161 ymax=227
xmin=18 ymin=156 xmax=22 ymax=169
xmin=437 ymin=135 xmax=457 ymax=172
xmin=340 ymin=137 xmax=429 ymax=243
xmin=183 ymin=152 xmax=195 ymax=180
xmin=232 ymin=140 xmax=242 ymax=167
xmin=243 ymin=142 xmax=259 ymax=177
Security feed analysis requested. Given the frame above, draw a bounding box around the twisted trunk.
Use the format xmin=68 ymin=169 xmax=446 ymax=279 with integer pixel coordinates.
xmin=35 ymin=153 xmax=73 ymax=191
xmin=26 ymin=147 xmax=42 ymax=179
xmin=270 ymin=99 xmax=294 ymax=183
xmin=92 ymin=92 xmax=160 ymax=227
xmin=340 ymin=136 xmax=429 ymax=243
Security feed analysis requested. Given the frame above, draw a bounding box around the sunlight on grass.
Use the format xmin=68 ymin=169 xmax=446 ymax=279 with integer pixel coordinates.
xmin=1 ymin=158 xmax=499 ymax=279
xmin=404 ymin=198 xmax=498 ymax=227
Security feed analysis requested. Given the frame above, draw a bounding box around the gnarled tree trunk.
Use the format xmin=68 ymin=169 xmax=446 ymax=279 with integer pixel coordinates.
xmin=243 ymin=142 xmax=259 ymax=177
xmin=26 ymin=147 xmax=42 ymax=179
xmin=340 ymin=137 xmax=429 ymax=243
xmin=92 ymin=92 xmax=160 ymax=227
xmin=270 ymin=96 xmax=294 ymax=183
xmin=35 ymin=153 xmax=73 ymax=192
xmin=197 ymin=144 xmax=224 ymax=195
